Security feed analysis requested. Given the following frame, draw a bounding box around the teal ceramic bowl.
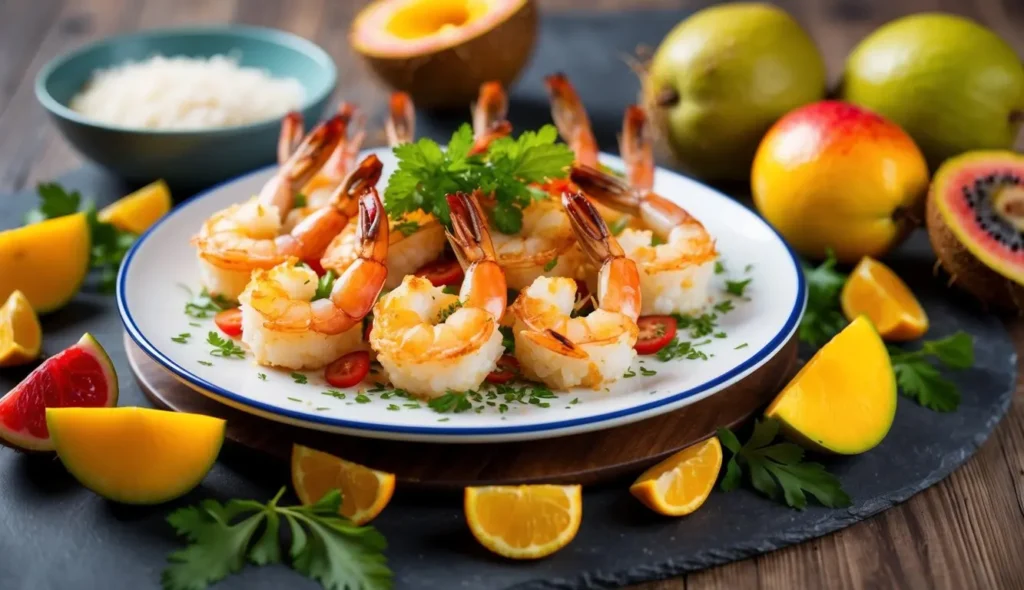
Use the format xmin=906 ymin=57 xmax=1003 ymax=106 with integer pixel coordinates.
xmin=35 ymin=26 xmax=336 ymax=190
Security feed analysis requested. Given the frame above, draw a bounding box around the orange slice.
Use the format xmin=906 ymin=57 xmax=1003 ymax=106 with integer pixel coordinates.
xmin=291 ymin=444 xmax=395 ymax=525
xmin=840 ymin=256 xmax=928 ymax=341
xmin=0 ymin=290 xmax=42 ymax=367
xmin=98 ymin=180 xmax=171 ymax=235
xmin=629 ymin=437 xmax=722 ymax=516
xmin=464 ymin=484 xmax=582 ymax=559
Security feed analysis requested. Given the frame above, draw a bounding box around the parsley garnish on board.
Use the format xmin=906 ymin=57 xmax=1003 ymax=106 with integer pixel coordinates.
xmin=207 ymin=332 xmax=245 ymax=359
xmin=889 ymin=332 xmax=973 ymax=412
xmin=384 ymin=124 xmax=574 ymax=234
xmin=163 ymin=488 xmax=391 ymax=590
xmin=718 ymin=418 xmax=851 ymax=510
xmin=26 ymin=182 xmax=138 ymax=293
xmin=798 ymin=250 xmax=848 ymax=347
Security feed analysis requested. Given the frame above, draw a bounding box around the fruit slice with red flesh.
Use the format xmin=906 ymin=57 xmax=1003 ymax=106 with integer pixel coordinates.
xmin=928 ymin=151 xmax=1024 ymax=307
xmin=0 ymin=333 xmax=118 ymax=451
xmin=350 ymin=0 xmax=537 ymax=109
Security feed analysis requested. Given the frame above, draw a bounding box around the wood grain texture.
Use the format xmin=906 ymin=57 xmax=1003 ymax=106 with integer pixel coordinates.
xmin=125 ymin=334 xmax=797 ymax=488
xmin=0 ymin=0 xmax=1022 ymax=588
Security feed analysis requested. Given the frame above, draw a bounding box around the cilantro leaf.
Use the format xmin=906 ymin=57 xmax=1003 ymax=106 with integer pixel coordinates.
xmin=717 ymin=419 xmax=851 ymax=510
xmin=798 ymin=250 xmax=848 ymax=346
xmin=25 ymin=182 xmax=82 ymax=224
xmin=207 ymin=331 xmax=245 ymax=359
xmin=163 ymin=488 xmax=391 ymax=590
xmin=921 ymin=332 xmax=974 ymax=369
xmin=888 ymin=332 xmax=972 ymax=412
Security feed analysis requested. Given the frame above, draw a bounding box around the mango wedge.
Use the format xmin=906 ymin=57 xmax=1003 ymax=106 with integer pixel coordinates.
xmin=765 ymin=316 xmax=896 ymax=454
xmin=0 ymin=213 xmax=90 ymax=313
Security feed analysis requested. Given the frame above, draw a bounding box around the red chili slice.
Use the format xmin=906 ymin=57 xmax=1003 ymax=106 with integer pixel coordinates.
xmin=485 ymin=354 xmax=521 ymax=384
xmin=213 ymin=308 xmax=243 ymax=337
xmin=414 ymin=259 xmax=464 ymax=287
xmin=325 ymin=351 xmax=371 ymax=388
xmin=634 ymin=315 xmax=678 ymax=355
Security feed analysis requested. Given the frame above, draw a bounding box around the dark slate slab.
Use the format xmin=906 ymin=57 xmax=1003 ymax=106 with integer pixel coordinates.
xmin=0 ymin=9 xmax=1016 ymax=590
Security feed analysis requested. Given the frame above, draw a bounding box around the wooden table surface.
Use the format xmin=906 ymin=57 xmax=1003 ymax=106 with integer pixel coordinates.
xmin=1 ymin=0 xmax=1022 ymax=588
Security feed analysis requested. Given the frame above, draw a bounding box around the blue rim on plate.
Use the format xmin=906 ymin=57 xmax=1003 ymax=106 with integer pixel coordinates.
xmin=117 ymin=161 xmax=807 ymax=437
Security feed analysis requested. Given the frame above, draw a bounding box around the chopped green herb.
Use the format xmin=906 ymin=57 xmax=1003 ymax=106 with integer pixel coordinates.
xmin=322 ymin=390 xmax=346 ymax=400
xmin=315 ymin=407 xmax=330 ymax=411
xmin=734 ymin=343 xmax=749 ymax=350
xmin=745 ymin=263 xmax=754 ymax=273
xmin=207 ymin=332 xmax=245 ymax=359
xmin=543 ymin=257 xmax=558 ymax=272
xmin=436 ymin=300 xmax=463 ymax=323
xmin=623 ymin=368 xmax=637 ymax=378
xmin=725 ymin=278 xmax=752 ymax=297
xmin=499 ymin=325 xmax=515 ymax=354
xmin=570 ymin=398 xmax=580 ymax=405
xmin=799 ymin=250 xmax=848 ymax=346
xmin=290 ymin=372 xmax=308 ymax=385
xmin=403 ymin=402 xmax=420 ymax=409
xmin=719 ymin=419 xmax=851 ymax=510
xmin=713 ymin=300 xmax=735 ymax=314
xmin=650 ymin=234 xmax=666 ymax=246
xmin=258 ymin=373 xmax=267 ymax=381
xmin=189 ymin=322 xmax=201 ymax=328
xmin=171 ymin=333 xmax=191 ymax=344
xmin=639 ymin=366 xmax=657 ymax=376
xmin=393 ymin=220 xmax=420 ymax=236
xmin=714 ymin=260 xmax=725 ymax=274
xmin=438 ymin=417 xmax=450 ymax=422
xmin=674 ymin=312 xmax=718 ymax=338
xmin=387 ymin=404 xmax=400 ymax=411
xmin=441 ymin=285 xmax=460 ymax=295
xmin=197 ymin=360 xmax=214 ymax=367
xmin=286 ymin=397 xmax=302 ymax=403
xmin=428 ymin=391 xmax=472 ymax=414
xmin=355 ymin=394 xmax=371 ymax=404
xmin=714 ymin=331 xmax=727 ymax=339
xmin=313 ymin=270 xmax=337 ymax=301
xmin=608 ymin=216 xmax=630 ymax=236
xmin=293 ymin=193 xmax=307 ymax=208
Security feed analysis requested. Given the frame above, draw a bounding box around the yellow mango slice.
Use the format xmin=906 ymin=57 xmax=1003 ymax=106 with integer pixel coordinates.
xmin=0 ymin=213 xmax=90 ymax=313
xmin=46 ymin=407 xmax=225 ymax=504
xmin=0 ymin=290 xmax=42 ymax=367
xmin=765 ymin=316 xmax=896 ymax=454
xmin=98 ymin=180 xmax=171 ymax=235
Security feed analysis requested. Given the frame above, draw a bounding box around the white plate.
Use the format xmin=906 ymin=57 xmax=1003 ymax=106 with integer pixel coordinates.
xmin=118 ymin=148 xmax=806 ymax=443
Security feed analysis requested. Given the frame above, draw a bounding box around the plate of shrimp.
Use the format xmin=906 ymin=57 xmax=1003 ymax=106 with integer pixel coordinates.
xmin=118 ymin=76 xmax=806 ymax=443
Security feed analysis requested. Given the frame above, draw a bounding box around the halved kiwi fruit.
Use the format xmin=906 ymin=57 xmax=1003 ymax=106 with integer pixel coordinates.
xmin=926 ymin=150 xmax=1024 ymax=311
xmin=350 ymin=0 xmax=537 ymax=110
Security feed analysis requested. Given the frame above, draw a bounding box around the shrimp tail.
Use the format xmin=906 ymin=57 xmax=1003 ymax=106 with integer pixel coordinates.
xmin=259 ymin=114 xmax=347 ymax=214
xmin=569 ymin=165 xmax=641 ymax=215
xmin=277 ymin=111 xmax=304 ymax=165
xmin=386 ymin=92 xmax=415 ymax=146
xmin=620 ymin=105 xmax=655 ymax=193
xmin=470 ymin=82 xmax=512 ymax=155
xmin=327 ymin=188 xmax=389 ymax=325
xmin=562 ymin=190 xmax=641 ymax=321
xmin=544 ymin=72 xmax=598 ymax=167
xmin=328 ymin=154 xmax=384 ymax=217
xmin=446 ymin=191 xmax=507 ymax=322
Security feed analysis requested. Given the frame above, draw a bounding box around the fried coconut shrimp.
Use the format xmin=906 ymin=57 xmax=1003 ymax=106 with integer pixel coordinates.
xmin=370 ymin=192 xmax=507 ymax=399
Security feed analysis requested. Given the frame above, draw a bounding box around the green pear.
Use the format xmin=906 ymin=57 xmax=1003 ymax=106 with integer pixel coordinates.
xmin=644 ymin=3 xmax=826 ymax=182
xmin=840 ymin=13 xmax=1024 ymax=169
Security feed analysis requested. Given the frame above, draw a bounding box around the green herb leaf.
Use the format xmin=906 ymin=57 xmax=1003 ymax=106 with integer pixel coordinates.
xmin=428 ymin=391 xmax=472 ymax=414
xmin=888 ymin=331 xmax=973 ymax=412
xmin=163 ymin=487 xmax=391 ymax=590
xmin=543 ymin=257 xmax=558 ymax=272
xmin=436 ymin=300 xmax=462 ymax=323
xmin=293 ymin=193 xmax=307 ymax=208
xmin=798 ymin=250 xmax=848 ymax=347
xmin=313 ymin=270 xmax=337 ymax=302
xmin=184 ymin=287 xmax=235 ymax=319
xmin=725 ymin=278 xmax=752 ymax=297
xmin=25 ymin=182 xmax=83 ymax=224
xmin=714 ymin=260 xmax=725 ymax=275
xmin=257 ymin=373 xmax=267 ymax=381
xmin=717 ymin=419 xmax=851 ymax=510
xmin=393 ymin=220 xmax=420 ymax=237
xmin=290 ymin=372 xmax=308 ymax=385
xmin=921 ymin=332 xmax=974 ymax=369
xmin=608 ymin=216 xmax=630 ymax=236
xmin=499 ymin=326 xmax=515 ymax=354
xmin=207 ymin=331 xmax=245 ymax=359
xmin=172 ymin=333 xmax=191 ymax=344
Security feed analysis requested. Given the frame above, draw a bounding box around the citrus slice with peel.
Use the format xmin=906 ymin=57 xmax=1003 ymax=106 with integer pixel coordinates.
xmin=464 ymin=484 xmax=582 ymax=559
xmin=630 ymin=437 xmax=722 ymax=516
xmin=47 ymin=407 xmax=224 ymax=504
xmin=291 ymin=444 xmax=395 ymax=525
xmin=0 ymin=212 xmax=90 ymax=313
xmin=0 ymin=290 xmax=42 ymax=367
xmin=0 ymin=333 xmax=118 ymax=451
xmin=840 ymin=257 xmax=928 ymax=341
xmin=98 ymin=179 xmax=171 ymax=234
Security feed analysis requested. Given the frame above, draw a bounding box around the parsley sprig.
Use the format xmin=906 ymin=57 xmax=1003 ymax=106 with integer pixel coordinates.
xmin=384 ymin=124 xmax=573 ymax=234
xmin=798 ymin=250 xmax=848 ymax=347
xmin=183 ymin=286 xmax=236 ymax=318
xmin=718 ymin=419 xmax=851 ymax=510
xmin=889 ymin=332 xmax=973 ymax=412
xmin=163 ymin=487 xmax=391 ymax=590
xmin=26 ymin=182 xmax=138 ymax=293
xmin=207 ymin=331 xmax=245 ymax=359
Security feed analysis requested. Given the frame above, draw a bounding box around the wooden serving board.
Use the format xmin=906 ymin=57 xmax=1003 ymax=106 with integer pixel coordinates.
xmin=126 ymin=334 xmax=797 ymax=489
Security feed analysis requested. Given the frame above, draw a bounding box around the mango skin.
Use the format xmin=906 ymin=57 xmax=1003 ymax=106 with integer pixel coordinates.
xmin=840 ymin=13 xmax=1024 ymax=169
xmin=645 ymin=3 xmax=826 ymax=182
xmin=752 ymin=100 xmax=930 ymax=263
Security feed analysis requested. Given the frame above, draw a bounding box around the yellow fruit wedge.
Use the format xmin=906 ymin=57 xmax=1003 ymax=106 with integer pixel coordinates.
xmin=630 ymin=437 xmax=722 ymax=516
xmin=46 ymin=407 xmax=225 ymax=504
xmin=464 ymin=484 xmax=582 ymax=559
xmin=98 ymin=179 xmax=171 ymax=235
xmin=291 ymin=444 xmax=396 ymax=525
xmin=765 ymin=316 xmax=896 ymax=454
xmin=0 ymin=291 xmax=41 ymax=367
xmin=0 ymin=212 xmax=90 ymax=313
xmin=840 ymin=257 xmax=928 ymax=341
